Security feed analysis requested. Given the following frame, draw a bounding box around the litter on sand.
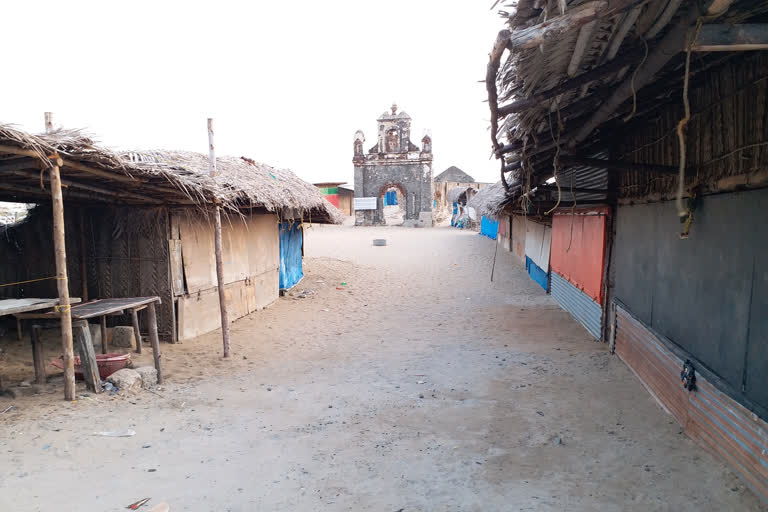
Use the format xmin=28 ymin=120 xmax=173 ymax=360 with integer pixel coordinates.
xmin=93 ymin=430 xmax=136 ymax=437
xmin=1 ymin=405 xmax=14 ymax=415
xmin=127 ymin=497 xmax=152 ymax=509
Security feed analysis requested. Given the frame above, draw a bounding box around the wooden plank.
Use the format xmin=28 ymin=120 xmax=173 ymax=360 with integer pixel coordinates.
xmin=100 ymin=316 xmax=108 ymax=355
xmin=30 ymin=325 xmax=45 ymax=385
xmin=168 ymin=239 xmax=184 ymax=296
xmin=147 ymin=302 xmax=164 ymax=384
xmin=73 ymin=320 xmax=101 ymax=393
xmin=131 ymin=308 xmax=143 ymax=354
xmin=693 ymin=24 xmax=768 ymax=52
xmin=0 ymin=298 xmax=63 ymax=317
xmin=69 ymin=297 xmax=161 ymax=319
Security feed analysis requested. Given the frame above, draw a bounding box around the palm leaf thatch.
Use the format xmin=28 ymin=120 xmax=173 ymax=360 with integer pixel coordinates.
xmin=0 ymin=124 xmax=342 ymax=223
xmin=467 ymin=181 xmax=509 ymax=220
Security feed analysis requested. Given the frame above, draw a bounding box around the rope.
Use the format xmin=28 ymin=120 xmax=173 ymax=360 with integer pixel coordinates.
xmin=675 ymin=18 xmax=704 ymax=218
xmin=0 ymin=276 xmax=66 ymax=288
xmin=623 ymin=36 xmax=649 ymax=123
xmin=54 ymin=304 xmax=71 ymax=313
xmin=544 ymin=104 xmax=563 ymax=216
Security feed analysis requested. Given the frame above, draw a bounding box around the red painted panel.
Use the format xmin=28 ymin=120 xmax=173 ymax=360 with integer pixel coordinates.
xmin=324 ymin=194 xmax=339 ymax=208
xmin=550 ymin=208 xmax=607 ymax=304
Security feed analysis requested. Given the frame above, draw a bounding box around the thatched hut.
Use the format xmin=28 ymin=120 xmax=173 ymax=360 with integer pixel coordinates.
xmin=0 ymin=124 xmax=341 ymax=349
xmin=484 ymin=0 xmax=768 ymax=499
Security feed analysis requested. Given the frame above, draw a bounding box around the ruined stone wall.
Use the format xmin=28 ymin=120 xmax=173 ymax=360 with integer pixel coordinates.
xmin=354 ymin=161 xmax=432 ymax=225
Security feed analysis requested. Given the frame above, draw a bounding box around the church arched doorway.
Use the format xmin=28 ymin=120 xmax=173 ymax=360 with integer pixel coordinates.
xmin=378 ymin=183 xmax=407 ymax=226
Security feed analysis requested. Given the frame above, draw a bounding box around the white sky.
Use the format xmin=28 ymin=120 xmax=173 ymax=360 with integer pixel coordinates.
xmin=3 ymin=0 xmax=502 ymax=185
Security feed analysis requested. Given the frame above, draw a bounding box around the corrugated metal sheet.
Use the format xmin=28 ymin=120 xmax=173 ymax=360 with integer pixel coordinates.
xmin=524 ymin=220 xmax=551 ymax=272
xmin=555 ymin=149 xmax=609 ymax=203
xmin=551 ymin=271 xmax=601 ymax=339
xmin=615 ymin=304 xmax=768 ymax=503
xmin=551 ymin=208 xmax=608 ymax=304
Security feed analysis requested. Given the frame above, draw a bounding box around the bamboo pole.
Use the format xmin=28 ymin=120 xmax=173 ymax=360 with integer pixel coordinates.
xmin=208 ymin=118 xmax=231 ymax=358
xmin=45 ymin=112 xmax=76 ymax=401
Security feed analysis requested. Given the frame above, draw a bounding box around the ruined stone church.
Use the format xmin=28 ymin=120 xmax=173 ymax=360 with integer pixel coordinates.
xmin=353 ymin=104 xmax=433 ymax=226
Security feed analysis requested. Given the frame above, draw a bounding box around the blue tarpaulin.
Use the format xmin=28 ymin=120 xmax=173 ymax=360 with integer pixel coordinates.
xmin=526 ymin=256 xmax=549 ymax=291
xmin=279 ymin=222 xmax=304 ymax=290
xmin=480 ymin=216 xmax=499 ymax=239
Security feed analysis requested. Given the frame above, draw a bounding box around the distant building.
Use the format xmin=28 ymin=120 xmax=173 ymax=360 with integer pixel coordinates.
xmin=432 ymin=166 xmax=490 ymax=224
xmin=352 ymin=103 xmax=433 ymax=226
xmin=434 ymin=166 xmax=474 ymax=183
xmin=314 ymin=182 xmax=353 ymax=216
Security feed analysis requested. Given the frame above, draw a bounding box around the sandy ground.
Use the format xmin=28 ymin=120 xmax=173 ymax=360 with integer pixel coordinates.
xmin=1 ymin=224 xmax=765 ymax=511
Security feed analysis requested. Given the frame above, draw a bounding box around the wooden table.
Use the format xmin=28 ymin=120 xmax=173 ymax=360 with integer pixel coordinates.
xmin=0 ymin=298 xmax=82 ymax=340
xmin=10 ymin=297 xmax=164 ymax=387
xmin=0 ymin=298 xmax=81 ymax=387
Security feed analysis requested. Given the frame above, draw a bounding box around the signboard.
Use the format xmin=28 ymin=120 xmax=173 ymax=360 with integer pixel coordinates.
xmin=354 ymin=197 xmax=377 ymax=210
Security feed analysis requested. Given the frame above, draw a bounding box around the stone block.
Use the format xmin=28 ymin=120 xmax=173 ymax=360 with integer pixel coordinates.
xmin=134 ymin=366 xmax=158 ymax=388
xmin=111 ymin=326 xmax=135 ymax=348
xmin=107 ymin=368 xmax=142 ymax=392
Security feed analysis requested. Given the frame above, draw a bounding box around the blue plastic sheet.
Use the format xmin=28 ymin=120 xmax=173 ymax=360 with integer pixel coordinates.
xmin=480 ymin=216 xmax=499 ymax=239
xmin=526 ymin=256 xmax=549 ymax=291
xmin=279 ymin=222 xmax=304 ymax=290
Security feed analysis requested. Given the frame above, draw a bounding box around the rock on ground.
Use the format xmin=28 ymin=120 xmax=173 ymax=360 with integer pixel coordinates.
xmin=110 ymin=326 xmax=135 ymax=348
xmin=106 ymin=368 xmax=142 ymax=391
xmin=134 ymin=366 xmax=158 ymax=388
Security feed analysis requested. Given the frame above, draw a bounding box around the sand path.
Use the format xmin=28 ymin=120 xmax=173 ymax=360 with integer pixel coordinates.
xmin=0 ymin=225 xmax=764 ymax=511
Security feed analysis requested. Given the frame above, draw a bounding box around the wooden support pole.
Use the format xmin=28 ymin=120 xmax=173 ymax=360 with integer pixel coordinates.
xmin=16 ymin=317 xmax=23 ymax=341
xmin=79 ymin=208 xmax=88 ymax=302
xmin=208 ymin=118 xmax=231 ymax=358
xmin=73 ymin=320 xmax=101 ymax=393
xmin=131 ymin=308 xmax=143 ymax=354
xmin=50 ymin=163 xmax=75 ymax=401
xmin=30 ymin=325 xmax=46 ymax=385
xmin=147 ymin=302 xmax=163 ymax=384
xmin=100 ymin=316 xmax=108 ymax=354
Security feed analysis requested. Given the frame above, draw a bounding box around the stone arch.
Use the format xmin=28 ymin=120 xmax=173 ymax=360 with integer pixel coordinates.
xmin=377 ymin=182 xmax=407 ymax=225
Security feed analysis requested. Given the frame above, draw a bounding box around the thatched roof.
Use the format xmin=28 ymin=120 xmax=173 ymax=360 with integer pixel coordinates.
xmin=467 ymin=181 xmax=509 ymax=220
xmin=447 ymin=186 xmax=475 ymax=204
xmin=486 ymin=0 xmax=768 ymax=210
xmin=0 ymin=124 xmax=342 ymax=223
